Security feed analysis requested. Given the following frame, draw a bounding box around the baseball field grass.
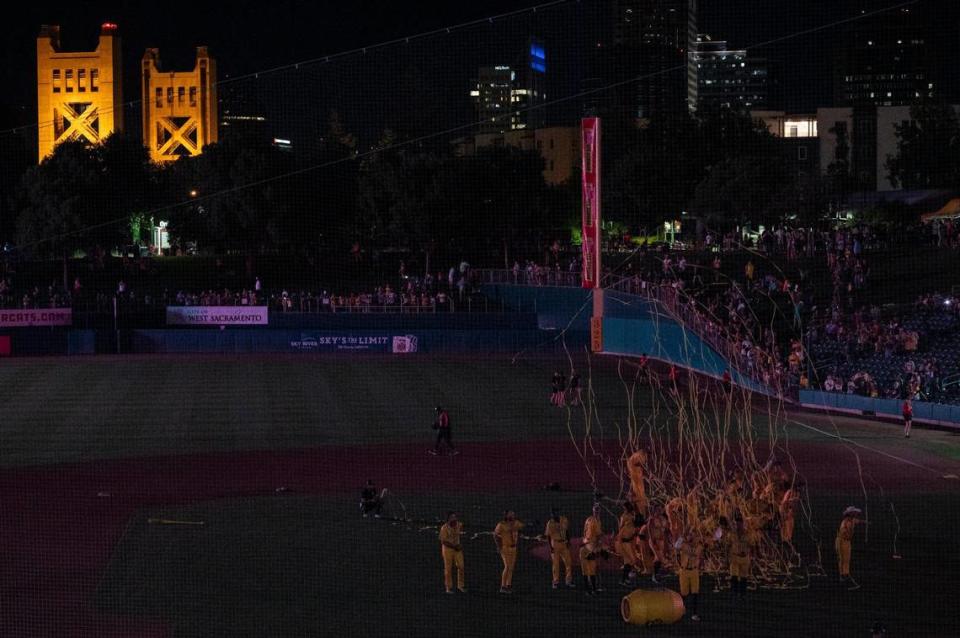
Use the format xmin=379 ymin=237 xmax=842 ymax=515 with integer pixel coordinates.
xmin=1 ymin=353 xmax=959 ymax=637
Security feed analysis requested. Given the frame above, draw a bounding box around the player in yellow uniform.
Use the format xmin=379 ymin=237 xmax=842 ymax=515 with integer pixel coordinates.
xmin=439 ymin=512 xmax=466 ymax=594
xmin=627 ymin=449 xmax=649 ymax=515
xmin=779 ymin=481 xmax=800 ymax=545
xmin=836 ymin=506 xmax=863 ymax=590
xmin=665 ymin=496 xmax=685 ymax=541
xmin=582 ymin=504 xmax=605 ymax=592
xmin=614 ymin=502 xmax=640 ymax=587
xmin=674 ymin=531 xmax=703 ymax=622
xmin=726 ymin=517 xmax=751 ymax=598
xmin=543 ymin=507 xmax=575 ymax=589
xmin=647 ymin=509 xmax=669 ymax=581
xmin=583 ymin=503 xmax=603 ymax=547
xmin=578 ymin=541 xmax=601 ymax=596
xmin=494 ymin=510 xmax=524 ymax=594
xmin=636 ymin=515 xmax=656 ymax=579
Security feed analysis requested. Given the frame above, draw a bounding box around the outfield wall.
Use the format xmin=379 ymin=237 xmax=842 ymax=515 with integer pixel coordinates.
xmin=126 ymin=328 xmax=575 ymax=355
xmin=480 ymin=284 xmax=765 ymax=393
xmin=1 ymin=312 xmax=557 ymax=356
xmin=480 ymin=284 xmax=593 ymax=332
xmin=799 ymin=390 xmax=960 ymax=428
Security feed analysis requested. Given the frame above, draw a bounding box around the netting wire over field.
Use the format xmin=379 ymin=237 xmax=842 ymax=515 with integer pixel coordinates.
xmin=1 ymin=1 xmax=960 ymax=637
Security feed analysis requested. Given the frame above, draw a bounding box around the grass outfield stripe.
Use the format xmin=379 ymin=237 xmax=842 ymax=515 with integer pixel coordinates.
xmin=784 ymin=415 xmax=952 ymax=477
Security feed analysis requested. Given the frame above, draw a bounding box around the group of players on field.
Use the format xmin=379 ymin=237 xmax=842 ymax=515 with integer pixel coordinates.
xmin=428 ymin=448 xmax=864 ymax=624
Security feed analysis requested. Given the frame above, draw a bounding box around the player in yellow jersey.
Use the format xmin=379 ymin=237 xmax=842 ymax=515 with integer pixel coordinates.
xmin=836 ymin=506 xmax=864 ymax=590
xmin=674 ymin=531 xmax=703 ymax=622
xmin=614 ymin=502 xmax=640 ymax=587
xmin=439 ymin=512 xmax=466 ymax=594
xmin=726 ymin=517 xmax=751 ymax=598
xmin=583 ymin=503 xmax=603 ymax=547
xmin=779 ymin=481 xmax=800 ymax=545
xmin=626 ymin=449 xmax=649 ymax=515
xmin=647 ymin=509 xmax=670 ymax=581
xmin=543 ymin=507 xmax=575 ymax=589
xmin=665 ymin=496 xmax=685 ymax=541
xmin=636 ymin=515 xmax=656 ymax=580
xmin=579 ymin=541 xmax=602 ymax=596
xmin=582 ymin=503 xmax=606 ymax=592
xmin=494 ymin=510 xmax=524 ymax=594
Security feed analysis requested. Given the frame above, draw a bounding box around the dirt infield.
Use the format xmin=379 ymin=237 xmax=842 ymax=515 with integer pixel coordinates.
xmin=2 ymin=428 xmax=957 ymax=637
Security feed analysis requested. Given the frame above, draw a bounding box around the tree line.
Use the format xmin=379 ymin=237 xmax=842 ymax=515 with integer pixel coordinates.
xmin=6 ymin=102 xmax=957 ymax=268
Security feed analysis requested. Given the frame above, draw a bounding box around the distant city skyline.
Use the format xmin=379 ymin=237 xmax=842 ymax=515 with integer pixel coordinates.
xmin=1 ymin=0 xmax=958 ymax=132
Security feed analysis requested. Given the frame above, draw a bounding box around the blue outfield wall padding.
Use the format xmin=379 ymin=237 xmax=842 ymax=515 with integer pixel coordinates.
xmin=127 ymin=328 xmax=587 ymax=355
xmin=480 ymin=285 xmax=593 ymax=331
xmin=0 ymin=328 xmax=69 ymax=356
xmin=601 ymin=317 xmax=765 ymax=394
xmin=799 ymin=389 xmax=960 ymax=427
xmin=481 ymin=284 xmax=767 ymax=394
xmin=67 ymin=330 xmax=96 ymax=355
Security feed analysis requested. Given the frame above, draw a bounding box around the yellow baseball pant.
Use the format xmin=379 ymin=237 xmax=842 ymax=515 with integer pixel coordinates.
xmin=679 ymin=568 xmax=700 ymax=596
xmin=581 ymin=558 xmax=597 ymax=577
xmin=442 ymin=548 xmax=464 ymax=591
xmin=500 ymin=549 xmax=517 ymax=588
xmin=617 ymin=541 xmax=638 ymax=569
xmin=639 ymin=541 xmax=654 ymax=574
xmin=781 ymin=516 xmax=795 ymax=543
xmin=729 ymin=556 xmax=750 ymax=578
xmin=835 ymin=538 xmax=851 ymax=577
xmin=552 ymin=543 xmax=573 ymax=584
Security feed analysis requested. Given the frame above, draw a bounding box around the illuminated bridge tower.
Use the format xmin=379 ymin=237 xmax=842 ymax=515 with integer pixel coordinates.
xmin=141 ymin=47 xmax=218 ymax=163
xmin=36 ymin=23 xmax=124 ymax=162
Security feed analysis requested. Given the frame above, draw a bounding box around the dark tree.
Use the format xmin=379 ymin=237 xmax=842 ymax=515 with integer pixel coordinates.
xmin=886 ymin=102 xmax=960 ymax=189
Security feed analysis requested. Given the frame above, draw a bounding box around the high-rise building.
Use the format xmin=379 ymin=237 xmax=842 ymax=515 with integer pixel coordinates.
xmin=141 ymin=47 xmax=218 ymax=163
xmin=834 ymin=4 xmax=931 ymax=107
xmin=611 ymin=0 xmax=697 ymax=119
xmin=36 ymin=23 xmax=124 ymax=162
xmin=692 ymin=35 xmax=770 ymax=114
xmin=472 ymin=38 xmax=548 ymax=134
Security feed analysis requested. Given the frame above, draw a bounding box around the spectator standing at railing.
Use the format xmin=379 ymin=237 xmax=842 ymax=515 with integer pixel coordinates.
xmin=568 ymin=373 xmax=582 ymax=406
xmin=638 ymin=353 xmax=650 ymax=384
xmin=902 ymin=400 xmax=913 ymax=438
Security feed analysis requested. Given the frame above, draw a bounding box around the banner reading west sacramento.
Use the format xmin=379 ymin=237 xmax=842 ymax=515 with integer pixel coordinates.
xmin=166 ymin=306 xmax=269 ymax=326
xmin=0 ymin=309 xmax=72 ymax=327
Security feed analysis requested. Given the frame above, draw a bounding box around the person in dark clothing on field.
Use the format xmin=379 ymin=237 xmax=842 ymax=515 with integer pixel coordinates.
xmin=361 ymin=480 xmax=386 ymax=518
xmin=431 ymin=406 xmax=458 ymax=455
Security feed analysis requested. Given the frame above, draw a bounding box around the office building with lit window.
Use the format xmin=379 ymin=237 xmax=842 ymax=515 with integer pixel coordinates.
xmin=472 ymin=38 xmax=548 ymax=134
xmin=693 ymin=35 xmax=770 ymax=114
xmin=834 ymin=4 xmax=931 ymax=107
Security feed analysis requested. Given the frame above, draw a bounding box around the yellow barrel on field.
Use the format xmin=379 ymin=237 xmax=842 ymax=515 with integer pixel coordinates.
xmin=620 ymin=588 xmax=685 ymax=626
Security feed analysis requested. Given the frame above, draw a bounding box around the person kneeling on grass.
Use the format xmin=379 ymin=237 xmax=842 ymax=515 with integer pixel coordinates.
xmin=360 ymin=480 xmax=386 ymax=518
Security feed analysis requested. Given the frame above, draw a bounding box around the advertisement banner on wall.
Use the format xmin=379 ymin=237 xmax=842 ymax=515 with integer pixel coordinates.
xmin=166 ymin=306 xmax=269 ymax=326
xmin=590 ymin=317 xmax=603 ymax=353
xmin=0 ymin=308 xmax=73 ymax=327
xmin=288 ymin=334 xmax=419 ymax=353
xmin=581 ymin=117 xmax=601 ymax=289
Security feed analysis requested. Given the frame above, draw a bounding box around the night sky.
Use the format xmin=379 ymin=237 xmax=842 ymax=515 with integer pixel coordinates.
xmin=1 ymin=0 xmax=958 ymax=129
